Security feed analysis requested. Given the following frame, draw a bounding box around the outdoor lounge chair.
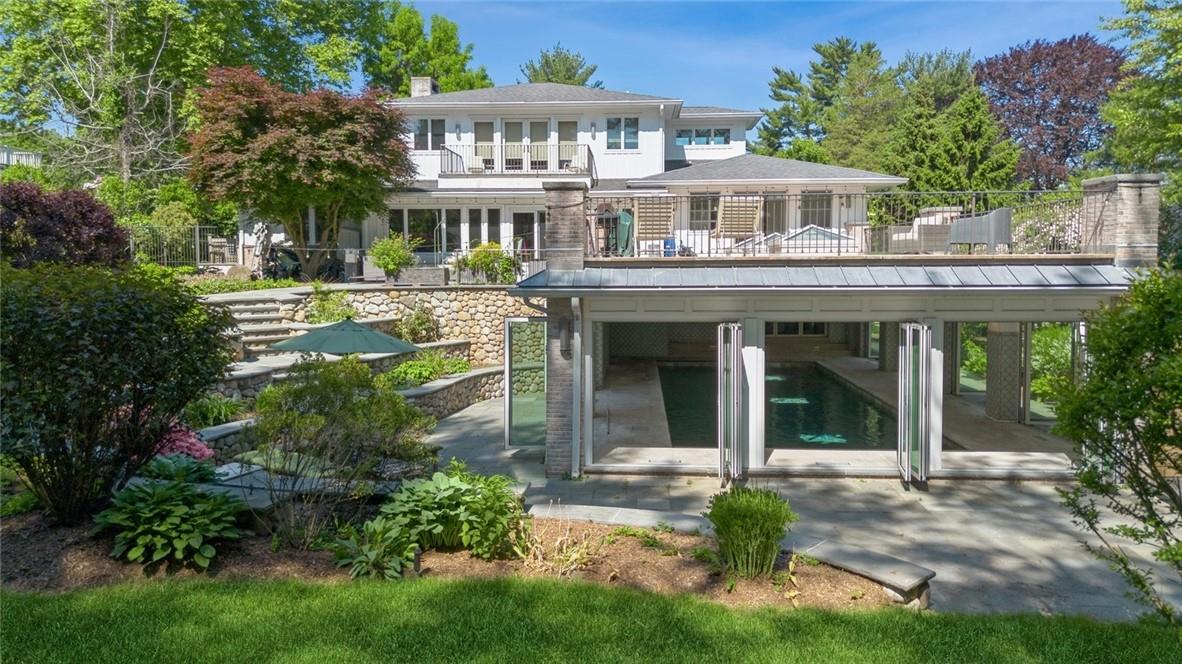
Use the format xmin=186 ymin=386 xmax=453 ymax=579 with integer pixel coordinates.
xmin=634 ymin=197 xmax=675 ymax=242
xmin=715 ymin=196 xmax=764 ymax=250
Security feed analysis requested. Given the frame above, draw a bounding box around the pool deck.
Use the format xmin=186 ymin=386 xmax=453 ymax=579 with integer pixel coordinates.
xmin=589 ymin=355 xmax=1073 ymax=476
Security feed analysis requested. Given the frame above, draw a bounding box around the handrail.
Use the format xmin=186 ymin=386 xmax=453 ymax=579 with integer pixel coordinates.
xmin=439 ymin=143 xmax=593 ymax=176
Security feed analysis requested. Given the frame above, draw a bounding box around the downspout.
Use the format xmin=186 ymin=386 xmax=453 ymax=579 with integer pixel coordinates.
xmin=570 ymin=297 xmax=582 ymax=478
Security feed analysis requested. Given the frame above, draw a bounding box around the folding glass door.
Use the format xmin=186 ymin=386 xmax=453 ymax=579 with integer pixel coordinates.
xmin=717 ymin=322 xmax=744 ymax=484
xmin=897 ymin=322 xmax=931 ymax=483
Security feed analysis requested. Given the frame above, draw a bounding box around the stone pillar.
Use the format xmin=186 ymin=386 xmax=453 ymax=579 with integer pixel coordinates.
xmin=1081 ymin=173 xmax=1163 ymax=267
xmin=985 ymin=323 xmax=1021 ymax=421
xmin=943 ymin=322 xmax=959 ymax=395
xmin=879 ymin=323 xmax=899 ymax=372
xmin=542 ymin=181 xmax=587 ymax=478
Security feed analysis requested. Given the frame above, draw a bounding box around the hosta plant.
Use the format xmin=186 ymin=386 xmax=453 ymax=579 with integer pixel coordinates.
xmin=333 ymin=517 xmax=419 ymax=580
xmin=139 ymin=454 xmax=217 ymax=484
xmin=92 ymin=481 xmax=245 ymax=569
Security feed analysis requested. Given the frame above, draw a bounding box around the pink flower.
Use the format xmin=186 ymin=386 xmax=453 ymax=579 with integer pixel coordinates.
xmin=156 ymin=425 xmax=215 ymax=460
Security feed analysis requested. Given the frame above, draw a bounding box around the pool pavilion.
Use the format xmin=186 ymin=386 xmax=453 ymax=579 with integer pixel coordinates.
xmin=505 ymin=177 xmax=1159 ymax=486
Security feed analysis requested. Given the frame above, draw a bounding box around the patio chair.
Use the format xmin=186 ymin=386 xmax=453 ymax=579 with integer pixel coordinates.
xmin=715 ymin=196 xmax=763 ymax=242
xmin=634 ymin=197 xmax=675 ymax=242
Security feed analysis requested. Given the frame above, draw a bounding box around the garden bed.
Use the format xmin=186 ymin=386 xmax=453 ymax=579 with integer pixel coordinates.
xmin=0 ymin=512 xmax=884 ymax=611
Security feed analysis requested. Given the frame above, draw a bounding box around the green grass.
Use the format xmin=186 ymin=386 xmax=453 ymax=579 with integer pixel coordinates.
xmin=2 ymin=578 xmax=1179 ymax=663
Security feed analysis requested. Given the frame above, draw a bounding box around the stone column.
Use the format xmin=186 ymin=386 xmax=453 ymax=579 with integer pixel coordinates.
xmin=1081 ymin=173 xmax=1163 ymax=267
xmin=943 ymin=322 xmax=959 ymax=395
xmin=879 ymin=322 xmax=899 ymax=372
xmin=985 ymin=323 xmax=1021 ymax=421
xmin=542 ymin=181 xmax=587 ymax=478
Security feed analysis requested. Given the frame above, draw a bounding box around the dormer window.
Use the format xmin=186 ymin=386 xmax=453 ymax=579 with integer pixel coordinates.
xmin=414 ymin=119 xmax=446 ymax=150
xmin=606 ymin=117 xmax=639 ymax=150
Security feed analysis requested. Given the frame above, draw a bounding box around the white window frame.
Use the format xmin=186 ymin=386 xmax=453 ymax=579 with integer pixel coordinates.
xmin=676 ymin=128 xmax=731 ymax=146
xmin=800 ymin=191 xmax=833 ymax=228
xmin=414 ymin=118 xmax=446 ymax=150
xmin=688 ymin=193 xmax=719 ymax=232
xmin=606 ymin=117 xmax=639 ymax=150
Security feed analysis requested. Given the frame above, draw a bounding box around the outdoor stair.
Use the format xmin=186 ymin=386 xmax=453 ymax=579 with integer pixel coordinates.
xmin=226 ymin=301 xmax=296 ymax=359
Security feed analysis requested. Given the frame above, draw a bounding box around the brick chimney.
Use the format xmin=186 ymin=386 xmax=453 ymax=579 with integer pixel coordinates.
xmin=410 ymin=77 xmax=438 ymax=98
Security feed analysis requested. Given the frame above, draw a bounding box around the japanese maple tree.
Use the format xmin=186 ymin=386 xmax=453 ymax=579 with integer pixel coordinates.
xmin=188 ymin=67 xmax=414 ymax=277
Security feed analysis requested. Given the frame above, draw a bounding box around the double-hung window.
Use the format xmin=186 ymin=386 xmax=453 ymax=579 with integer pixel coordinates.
xmin=414 ymin=119 xmax=446 ymax=150
xmin=688 ymin=194 xmax=719 ymax=232
xmin=799 ymin=191 xmax=833 ymax=228
xmin=606 ymin=117 xmax=639 ymax=150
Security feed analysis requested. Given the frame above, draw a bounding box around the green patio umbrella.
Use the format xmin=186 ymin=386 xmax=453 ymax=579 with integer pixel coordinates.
xmin=270 ymin=319 xmax=420 ymax=355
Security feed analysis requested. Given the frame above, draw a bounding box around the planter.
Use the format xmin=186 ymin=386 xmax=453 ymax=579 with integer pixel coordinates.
xmin=387 ymin=266 xmax=448 ymax=286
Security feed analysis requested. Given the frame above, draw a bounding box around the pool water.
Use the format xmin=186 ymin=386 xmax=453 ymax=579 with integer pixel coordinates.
xmin=658 ymin=364 xmax=897 ymax=450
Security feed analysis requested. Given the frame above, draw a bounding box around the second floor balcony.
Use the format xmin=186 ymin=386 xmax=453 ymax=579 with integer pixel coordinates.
xmin=440 ymin=143 xmax=595 ymax=178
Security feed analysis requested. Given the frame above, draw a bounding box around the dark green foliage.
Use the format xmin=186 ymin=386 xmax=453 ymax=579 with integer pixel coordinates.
xmin=376 ymin=351 xmax=471 ymax=390
xmin=705 ymin=487 xmax=799 ymax=579
xmin=139 ymin=455 xmax=217 ymax=484
xmin=1055 ymin=268 xmax=1182 ymax=624
xmin=92 ymin=481 xmax=245 ymax=569
xmin=0 ymin=491 xmax=39 ymax=517
xmin=183 ymin=394 xmax=245 ymax=430
xmin=253 ymin=356 xmax=434 ymax=549
xmin=457 ymin=242 xmax=519 ymax=284
xmin=393 ymin=303 xmax=439 ymax=343
xmin=379 ymin=460 xmax=525 ymax=560
xmin=333 ymin=517 xmax=419 ymax=580
xmin=305 ymin=282 xmax=357 ymax=324
xmin=519 ymin=43 xmax=602 ymax=87
xmin=369 ymin=235 xmax=419 ymax=277
xmin=1030 ymin=324 xmax=1072 ymax=403
xmin=182 ymin=277 xmax=302 ymax=296
xmin=0 ymin=264 xmax=233 ymax=523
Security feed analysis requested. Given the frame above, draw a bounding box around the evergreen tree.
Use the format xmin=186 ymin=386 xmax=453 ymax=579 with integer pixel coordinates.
xmin=755 ymin=37 xmax=866 ymax=155
xmin=363 ymin=4 xmax=492 ymax=96
xmin=885 ymin=85 xmax=943 ymax=192
xmin=820 ymin=45 xmax=902 ymax=173
xmin=519 ymin=43 xmax=602 ymax=87
xmin=929 ymin=89 xmax=1021 ymax=191
xmin=895 ymin=49 xmax=975 ymax=112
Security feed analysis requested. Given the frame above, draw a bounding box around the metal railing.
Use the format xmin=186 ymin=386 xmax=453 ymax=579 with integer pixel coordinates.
xmin=131 ymin=225 xmax=240 ymax=267
xmin=585 ymin=190 xmax=1089 ymax=258
xmin=440 ymin=143 xmax=593 ymax=176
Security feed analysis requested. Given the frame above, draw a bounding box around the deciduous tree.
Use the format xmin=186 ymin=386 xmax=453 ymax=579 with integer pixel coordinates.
xmin=519 ymin=43 xmax=602 ymax=88
xmin=0 ymin=182 xmax=128 ymax=267
xmin=187 ymin=67 xmax=414 ymax=277
xmin=363 ymin=3 xmax=492 ymax=96
xmin=975 ymin=34 xmax=1125 ymax=189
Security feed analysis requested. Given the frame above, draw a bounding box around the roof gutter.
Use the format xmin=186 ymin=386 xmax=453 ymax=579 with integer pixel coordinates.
xmin=509 ymin=285 xmax=1130 ymax=298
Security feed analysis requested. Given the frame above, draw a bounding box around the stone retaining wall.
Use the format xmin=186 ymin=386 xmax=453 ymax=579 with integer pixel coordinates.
xmin=277 ymin=285 xmax=539 ymax=365
xmin=212 ymin=339 xmax=470 ymax=404
xmin=200 ymin=366 xmax=505 ymax=458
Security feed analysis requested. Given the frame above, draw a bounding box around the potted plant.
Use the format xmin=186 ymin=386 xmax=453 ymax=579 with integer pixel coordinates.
xmin=370 ymin=235 xmax=421 ymax=283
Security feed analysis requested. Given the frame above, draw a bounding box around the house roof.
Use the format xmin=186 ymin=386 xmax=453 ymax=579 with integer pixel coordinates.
xmin=630 ymin=154 xmax=907 ymax=187
xmin=512 ymin=263 xmax=1133 ymax=296
xmin=393 ymin=83 xmax=680 ymax=107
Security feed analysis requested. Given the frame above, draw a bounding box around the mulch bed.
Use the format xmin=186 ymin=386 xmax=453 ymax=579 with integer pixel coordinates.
xmin=1 ymin=512 xmax=890 ymax=611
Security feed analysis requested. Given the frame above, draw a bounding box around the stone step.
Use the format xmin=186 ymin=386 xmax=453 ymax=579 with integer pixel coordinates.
xmin=242 ymin=332 xmax=295 ymax=345
xmin=233 ymin=311 xmax=285 ymax=323
xmin=228 ymin=302 xmax=283 ymax=314
xmin=236 ymin=322 xmax=290 ymax=335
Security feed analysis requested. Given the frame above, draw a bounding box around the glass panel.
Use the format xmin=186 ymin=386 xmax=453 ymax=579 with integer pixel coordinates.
xmin=624 ymin=117 xmax=639 ymax=149
xmin=387 ymin=208 xmax=405 ymax=236
xmin=467 ymin=209 xmax=482 ymax=249
xmin=693 ymin=128 xmax=711 ymax=145
xmin=529 ymin=120 xmax=549 ymax=142
xmin=504 ymin=121 xmax=524 ymax=142
xmin=504 ymin=122 xmax=524 ymax=170
xmin=801 ymin=192 xmax=833 ymax=228
xmin=558 ymin=121 xmax=577 ymax=143
xmin=909 ymin=329 xmax=922 ymax=474
xmin=444 ymin=209 xmax=461 ymax=254
xmin=689 ymin=195 xmax=718 ymax=231
xmin=763 ymin=195 xmax=787 ymax=235
xmin=508 ymin=320 xmax=547 ymax=446
xmin=414 ymin=120 xmax=429 ymax=150
xmin=776 ymin=322 xmax=799 ymax=335
xmin=408 ymin=209 xmax=437 ymax=257
xmin=802 ymin=322 xmax=826 ymax=336
xmin=675 ymin=129 xmax=692 ymax=146
xmin=474 ymin=122 xmax=494 ymax=143
xmin=712 ymin=128 xmax=731 ymax=145
xmin=487 ymin=208 xmax=501 ymax=244
xmin=606 ymin=117 xmax=621 ymax=150
xmin=512 ymin=212 xmax=534 ymax=253
xmin=431 ymin=119 xmax=446 ymax=149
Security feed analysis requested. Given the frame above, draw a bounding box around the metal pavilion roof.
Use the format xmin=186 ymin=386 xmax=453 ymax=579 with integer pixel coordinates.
xmin=511 ymin=263 xmax=1133 ymax=296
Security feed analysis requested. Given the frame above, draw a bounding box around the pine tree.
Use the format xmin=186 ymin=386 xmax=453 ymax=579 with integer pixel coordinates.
xmin=519 ymin=43 xmax=602 ymax=87
xmin=930 ymin=89 xmax=1021 ymax=192
xmin=755 ymin=38 xmax=864 ymax=155
xmin=820 ymin=45 xmax=902 ymax=173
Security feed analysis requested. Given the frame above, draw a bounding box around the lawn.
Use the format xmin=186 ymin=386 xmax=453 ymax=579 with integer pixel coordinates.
xmin=2 ymin=578 xmax=1178 ymax=664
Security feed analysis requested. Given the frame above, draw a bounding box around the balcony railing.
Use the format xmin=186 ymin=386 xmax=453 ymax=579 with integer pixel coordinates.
xmin=440 ymin=143 xmax=594 ymax=177
xmin=585 ymin=190 xmax=1096 ymax=258
xmin=0 ymin=146 xmax=42 ymax=168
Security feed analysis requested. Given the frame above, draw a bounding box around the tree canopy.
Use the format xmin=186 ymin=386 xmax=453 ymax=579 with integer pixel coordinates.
xmin=0 ymin=0 xmax=386 ymax=181
xmin=362 ymin=2 xmax=492 ymax=96
xmin=976 ymin=35 xmax=1126 ymax=190
xmin=519 ymin=43 xmax=602 ymax=87
xmin=187 ymin=67 xmax=414 ymax=276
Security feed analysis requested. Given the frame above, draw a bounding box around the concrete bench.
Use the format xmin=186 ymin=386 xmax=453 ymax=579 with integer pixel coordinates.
xmin=795 ymin=538 xmax=935 ymax=608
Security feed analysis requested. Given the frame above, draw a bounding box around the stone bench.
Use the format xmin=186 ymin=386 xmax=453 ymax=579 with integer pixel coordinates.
xmin=792 ymin=536 xmax=936 ymax=609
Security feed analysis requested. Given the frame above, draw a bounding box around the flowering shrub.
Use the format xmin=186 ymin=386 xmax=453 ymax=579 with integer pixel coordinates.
xmin=157 ymin=425 xmax=215 ymax=461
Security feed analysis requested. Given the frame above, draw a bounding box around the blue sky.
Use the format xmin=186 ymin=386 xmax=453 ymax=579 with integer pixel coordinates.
xmin=413 ymin=0 xmax=1125 ymax=112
